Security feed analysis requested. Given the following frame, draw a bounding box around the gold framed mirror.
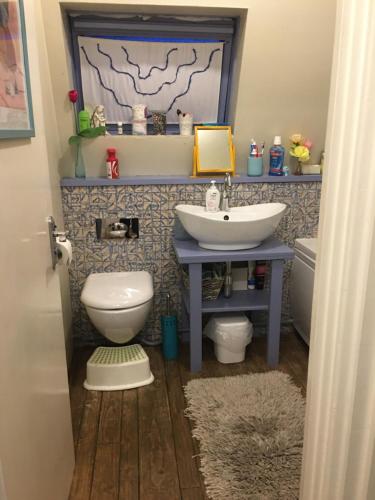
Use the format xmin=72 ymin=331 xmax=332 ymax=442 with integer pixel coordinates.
xmin=193 ymin=126 xmax=235 ymax=176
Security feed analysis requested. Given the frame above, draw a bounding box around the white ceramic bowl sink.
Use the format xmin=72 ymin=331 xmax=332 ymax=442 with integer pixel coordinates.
xmin=175 ymin=203 xmax=286 ymax=250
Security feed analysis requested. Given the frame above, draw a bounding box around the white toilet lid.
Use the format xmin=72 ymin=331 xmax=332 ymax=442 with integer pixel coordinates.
xmin=81 ymin=272 xmax=153 ymax=310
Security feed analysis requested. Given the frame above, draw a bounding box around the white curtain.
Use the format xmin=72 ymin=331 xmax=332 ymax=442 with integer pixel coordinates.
xmin=78 ymin=36 xmax=224 ymax=124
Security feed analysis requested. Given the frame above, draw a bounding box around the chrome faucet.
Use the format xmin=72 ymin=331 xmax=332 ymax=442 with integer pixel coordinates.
xmin=220 ymin=173 xmax=232 ymax=211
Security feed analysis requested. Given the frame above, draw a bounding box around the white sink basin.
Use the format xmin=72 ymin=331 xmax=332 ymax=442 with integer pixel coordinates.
xmin=175 ymin=203 xmax=286 ymax=250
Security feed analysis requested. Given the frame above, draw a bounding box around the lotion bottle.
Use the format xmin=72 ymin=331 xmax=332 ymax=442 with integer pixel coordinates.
xmin=206 ymin=180 xmax=220 ymax=212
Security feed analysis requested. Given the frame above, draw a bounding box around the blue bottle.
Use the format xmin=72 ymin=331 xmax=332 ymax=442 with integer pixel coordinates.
xmin=269 ymin=136 xmax=285 ymax=176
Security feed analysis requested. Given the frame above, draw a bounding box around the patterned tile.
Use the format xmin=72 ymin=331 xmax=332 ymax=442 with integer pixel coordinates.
xmin=61 ymin=181 xmax=321 ymax=346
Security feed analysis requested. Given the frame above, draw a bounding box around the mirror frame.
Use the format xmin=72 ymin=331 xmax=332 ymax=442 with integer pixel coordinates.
xmin=193 ymin=125 xmax=235 ymax=176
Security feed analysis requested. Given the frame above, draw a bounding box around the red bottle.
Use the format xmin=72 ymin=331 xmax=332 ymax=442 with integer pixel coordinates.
xmin=106 ymin=148 xmax=119 ymax=179
xmin=255 ymin=260 xmax=267 ymax=290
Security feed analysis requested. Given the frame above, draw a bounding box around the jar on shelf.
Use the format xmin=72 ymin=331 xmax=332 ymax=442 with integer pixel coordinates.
xmin=151 ymin=110 xmax=167 ymax=135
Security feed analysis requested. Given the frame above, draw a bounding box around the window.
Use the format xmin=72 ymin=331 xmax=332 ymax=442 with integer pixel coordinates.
xmin=69 ymin=14 xmax=236 ymax=133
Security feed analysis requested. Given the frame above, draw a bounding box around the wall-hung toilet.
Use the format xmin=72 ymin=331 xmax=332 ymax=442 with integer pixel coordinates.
xmin=81 ymin=271 xmax=154 ymax=344
xmin=80 ymin=271 xmax=155 ymax=391
xmin=80 ymin=271 xmax=153 ymax=343
xmin=291 ymin=238 xmax=317 ymax=346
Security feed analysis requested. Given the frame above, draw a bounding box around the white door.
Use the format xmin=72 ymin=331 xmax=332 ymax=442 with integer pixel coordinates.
xmin=0 ymin=1 xmax=74 ymax=499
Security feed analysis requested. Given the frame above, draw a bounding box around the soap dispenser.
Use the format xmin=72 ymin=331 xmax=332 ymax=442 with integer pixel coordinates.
xmin=206 ymin=180 xmax=220 ymax=212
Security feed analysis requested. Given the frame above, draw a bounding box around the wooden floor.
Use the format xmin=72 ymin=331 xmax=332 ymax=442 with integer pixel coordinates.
xmin=68 ymin=332 xmax=308 ymax=500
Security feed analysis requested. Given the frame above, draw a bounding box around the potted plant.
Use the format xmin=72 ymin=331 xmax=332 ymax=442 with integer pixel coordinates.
xmin=68 ymin=90 xmax=106 ymax=178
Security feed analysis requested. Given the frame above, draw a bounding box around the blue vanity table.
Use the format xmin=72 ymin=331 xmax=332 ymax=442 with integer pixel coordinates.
xmin=173 ymin=237 xmax=294 ymax=372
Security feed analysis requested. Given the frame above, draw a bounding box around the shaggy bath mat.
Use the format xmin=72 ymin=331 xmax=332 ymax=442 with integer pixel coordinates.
xmin=184 ymin=372 xmax=305 ymax=500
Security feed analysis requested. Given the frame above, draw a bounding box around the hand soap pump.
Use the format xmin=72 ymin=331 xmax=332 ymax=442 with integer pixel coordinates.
xmin=206 ymin=180 xmax=220 ymax=212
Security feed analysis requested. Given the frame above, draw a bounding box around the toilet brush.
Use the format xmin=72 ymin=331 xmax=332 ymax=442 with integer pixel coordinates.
xmin=161 ymin=293 xmax=178 ymax=360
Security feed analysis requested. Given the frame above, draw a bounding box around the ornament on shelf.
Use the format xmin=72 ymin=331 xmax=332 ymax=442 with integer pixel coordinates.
xmin=132 ymin=104 xmax=147 ymax=135
xmin=177 ymin=109 xmax=193 ymax=136
xmin=289 ymin=133 xmax=312 ymax=175
xmin=67 ymin=90 xmax=106 ymax=179
xmin=91 ymin=105 xmax=108 ymax=133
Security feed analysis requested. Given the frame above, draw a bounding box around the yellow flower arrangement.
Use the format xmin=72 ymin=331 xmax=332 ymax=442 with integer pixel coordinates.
xmin=291 ymin=145 xmax=310 ymax=162
xmin=289 ymin=133 xmax=312 ymax=174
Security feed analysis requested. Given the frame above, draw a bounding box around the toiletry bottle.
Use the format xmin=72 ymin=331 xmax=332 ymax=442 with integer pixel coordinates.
xmin=206 ymin=180 xmax=220 ymax=212
xmin=78 ymin=109 xmax=90 ymax=132
xmin=255 ymin=261 xmax=267 ymax=289
xmin=247 ymin=261 xmax=256 ymax=290
xmin=224 ymin=262 xmax=233 ymax=298
xmin=269 ymin=136 xmax=285 ymax=176
xmin=106 ymin=148 xmax=119 ymax=179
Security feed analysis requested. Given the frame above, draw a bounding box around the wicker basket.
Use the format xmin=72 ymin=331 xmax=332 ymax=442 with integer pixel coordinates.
xmin=181 ymin=267 xmax=224 ymax=301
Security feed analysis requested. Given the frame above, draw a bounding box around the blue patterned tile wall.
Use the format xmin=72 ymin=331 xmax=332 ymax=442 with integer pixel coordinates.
xmin=61 ymin=182 xmax=321 ymax=346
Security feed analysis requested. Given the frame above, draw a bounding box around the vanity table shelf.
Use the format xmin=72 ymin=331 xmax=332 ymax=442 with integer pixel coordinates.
xmin=182 ymin=289 xmax=270 ymax=313
xmin=173 ymin=237 xmax=294 ymax=372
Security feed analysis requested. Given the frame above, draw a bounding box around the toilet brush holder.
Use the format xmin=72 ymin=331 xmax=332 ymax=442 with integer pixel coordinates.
xmin=161 ymin=292 xmax=178 ymax=360
xmin=161 ymin=315 xmax=178 ymax=360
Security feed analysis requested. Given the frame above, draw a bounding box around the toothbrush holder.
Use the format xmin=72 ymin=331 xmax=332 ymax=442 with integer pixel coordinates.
xmin=247 ymin=156 xmax=263 ymax=176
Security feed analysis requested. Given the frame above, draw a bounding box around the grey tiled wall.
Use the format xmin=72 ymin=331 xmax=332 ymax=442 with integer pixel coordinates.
xmin=61 ymin=182 xmax=321 ymax=346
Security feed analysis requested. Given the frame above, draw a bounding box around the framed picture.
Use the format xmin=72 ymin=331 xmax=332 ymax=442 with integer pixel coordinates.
xmin=0 ymin=0 xmax=34 ymax=139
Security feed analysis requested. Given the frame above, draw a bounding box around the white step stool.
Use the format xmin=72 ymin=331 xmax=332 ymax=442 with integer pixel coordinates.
xmin=84 ymin=344 xmax=154 ymax=391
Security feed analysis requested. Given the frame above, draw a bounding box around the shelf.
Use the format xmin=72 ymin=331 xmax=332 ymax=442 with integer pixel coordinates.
xmin=174 ymin=237 xmax=294 ymax=264
xmin=60 ymin=174 xmax=322 ymax=187
xmin=182 ymin=289 xmax=269 ymax=314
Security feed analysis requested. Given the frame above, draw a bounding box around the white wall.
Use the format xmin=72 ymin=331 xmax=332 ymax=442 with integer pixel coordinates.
xmin=42 ymin=0 xmax=336 ymax=177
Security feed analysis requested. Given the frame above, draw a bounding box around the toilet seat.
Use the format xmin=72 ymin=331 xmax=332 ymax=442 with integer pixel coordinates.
xmin=81 ymin=271 xmax=153 ymax=310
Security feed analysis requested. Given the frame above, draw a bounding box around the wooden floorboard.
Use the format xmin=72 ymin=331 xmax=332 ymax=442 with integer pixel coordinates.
xmin=68 ymin=331 xmax=308 ymax=500
xmin=165 ymin=360 xmax=201 ymax=490
xmin=69 ymin=389 xmax=102 ymax=500
xmin=91 ymin=443 xmax=120 ymax=500
xmin=90 ymin=391 xmax=123 ymax=500
xmin=97 ymin=391 xmax=122 ymax=445
xmin=138 ymin=347 xmax=180 ymax=500
xmin=119 ymin=390 xmax=139 ymax=500
xmin=181 ymin=487 xmax=206 ymax=500
xmin=68 ymin=348 xmax=92 ymax=449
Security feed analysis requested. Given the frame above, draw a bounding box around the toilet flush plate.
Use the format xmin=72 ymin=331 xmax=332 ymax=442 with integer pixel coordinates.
xmin=84 ymin=344 xmax=154 ymax=391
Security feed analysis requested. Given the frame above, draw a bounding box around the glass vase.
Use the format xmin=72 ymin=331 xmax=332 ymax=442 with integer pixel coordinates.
xmin=74 ymin=141 xmax=86 ymax=178
xmin=295 ymin=160 xmax=303 ymax=175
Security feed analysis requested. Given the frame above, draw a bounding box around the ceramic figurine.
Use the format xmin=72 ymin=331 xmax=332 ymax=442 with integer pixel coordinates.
xmin=132 ymin=104 xmax=147 ymax=135
xmin=177 ymin=109 xmax=193 ymax=136
xmin=91 ymin=105 xmax=108 ymax=133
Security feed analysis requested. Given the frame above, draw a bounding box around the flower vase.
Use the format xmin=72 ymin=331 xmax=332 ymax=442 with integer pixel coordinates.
xmin=295 ymin=160 xmax=303 ymax=176
xmin=74 ymin=141 xmax=86 ymax=178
